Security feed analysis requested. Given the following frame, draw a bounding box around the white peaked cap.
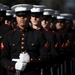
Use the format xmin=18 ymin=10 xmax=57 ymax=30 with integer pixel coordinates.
xmin=11 ymin=4 xmax=32 ymax=12
xmin=3 ymin=5 xmax=10 ymax=9
xmin=60 ymin=13 xmax=73 ymax=20
xmin=0 ymin=4 xmax=10 ymax=11
xmin=60 ymin=13 xmax=72 ymax=17
xmin=55 ymin=10 xmax=60 ymax=14
xmin=33 ymin=5 xmax=47 ymax=9
xmin=15 ymin=7 xmax=28 ymax=12
xmin=56 ymin=16 xmax=65 ymax=20
xmin=6 ymin=10 xmax=14 ymax=16
xmin=31 ymin=7 xmax=44 ymax=13
xmin=52 ymin=10 xmax=60 ymax=17
xmin=43 ymin=9 xmax=54 ymax=15
xmin=11 ymin=4 xmax=19 ymax=10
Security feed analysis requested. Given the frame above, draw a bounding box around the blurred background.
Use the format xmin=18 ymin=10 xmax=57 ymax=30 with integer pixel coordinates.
xmin=0 ymin=0 xmax=75 ymax=17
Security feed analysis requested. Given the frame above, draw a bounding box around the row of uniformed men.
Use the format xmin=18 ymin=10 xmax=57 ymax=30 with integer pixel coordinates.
xmin=0 ymin=3 xmax=75 ymax=75
xmin=0 ymin=3 xmax=74 ymax=29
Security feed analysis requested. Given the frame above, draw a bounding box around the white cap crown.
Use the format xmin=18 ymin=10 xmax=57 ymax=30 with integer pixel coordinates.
xmin=43 ymin=9 xmax=54 ymax=15
xmin=11 ymin=4 xmax=32 ymax=12
xmin=31 ymin=7 xmax=44 ymax=13
xmin=6 ymin=10 xmax=14 ymax=16
xmin=57 ymin=16 xmax=65 ymax=20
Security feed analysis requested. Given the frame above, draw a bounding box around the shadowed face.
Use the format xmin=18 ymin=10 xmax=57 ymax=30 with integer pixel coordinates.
xmin=16 ymin=12 xmax=30 ymax=28
xmin=30 ymin=13 xmax=43 ymax=27
xmin=55 ymin=22 xmax=63 ymax=30
xmin=41 ymin=20 xmax=48 ymax=28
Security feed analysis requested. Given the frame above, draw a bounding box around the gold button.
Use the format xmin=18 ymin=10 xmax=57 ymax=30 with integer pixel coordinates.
xmin=22 ymin=34 xmax=25 ymax=36
xmin=21 ymin=46 xmax=24 ymax=49
xmin=22 ymin=42 xmax=24 ymax=44
xmin=22 ymin=38 xmax=24 ymax=40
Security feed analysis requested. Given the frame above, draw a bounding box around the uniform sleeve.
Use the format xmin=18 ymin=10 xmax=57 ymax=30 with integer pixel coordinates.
xmin=0 ymin=35 xmax=16 ymax=71
xmin=39 ymin=33 xmax=50 ymax=61
xmin=67 ymin=32 xmax=74 ymax=54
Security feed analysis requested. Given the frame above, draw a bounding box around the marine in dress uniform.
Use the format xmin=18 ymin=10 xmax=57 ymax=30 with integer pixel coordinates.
xmin=60 ymin=13 xmax=75 ymax=75
xmin=0 ymin=4 xmax=12 ymax=44
xmin=41 ymin=9 xmax=59 ymax=75
xmin=4 ymin=10 xmax=14 ymax=26
xmin=0 ymin=3 xmax=12 ymax=75
xmin=41 ymin=8 xmax=54 ymax=30
xmin=30 ymin=5 xmax=47 ymax=31
xmin=0 ymin=4 xmax=50 ymax=75
xmin=30 ymin=6 xmax=50 ymax=75
xmin=53 ymin=15 xmax=73 ymax=75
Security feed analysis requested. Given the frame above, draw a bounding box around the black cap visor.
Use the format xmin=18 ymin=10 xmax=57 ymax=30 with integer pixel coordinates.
xmin=43 ymin=15 xmax=52 ymax=21
xmin=5 ymin=16 xmax=13 ymax=20
xmin=16 ymin=11 xmax=30 ymax=17
xmin=31 ymin=12 xmax=43 ymax=17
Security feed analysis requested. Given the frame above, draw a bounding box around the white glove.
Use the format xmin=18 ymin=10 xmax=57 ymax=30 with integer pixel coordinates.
xmin=19 ymin=52 xmax=30 ymax=63
xmin=15 ymin=60 xmax=27 ymax=71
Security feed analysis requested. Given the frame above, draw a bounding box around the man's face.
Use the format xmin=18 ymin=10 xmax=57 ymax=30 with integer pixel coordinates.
xmin=41 ymin=18 xmax=52 ymax=29
xmin=16 ymin=14 xmax=30 ymax=28
xmin=5 ymin=20 xmax=11 ymax=25
xmin=41 ymin=20 xmax=48 ymax=28
xmin=30 ymin=15 xmax=42 ymax=27
xmin=55 ymin=22 xmax=63 ymax=30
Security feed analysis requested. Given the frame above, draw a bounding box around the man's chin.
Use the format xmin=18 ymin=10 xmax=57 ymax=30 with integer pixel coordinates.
xmin=33 ymin=23 xmax=38 ymax=25
xmin=21 ymin=24 xmax=26 ymax=26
